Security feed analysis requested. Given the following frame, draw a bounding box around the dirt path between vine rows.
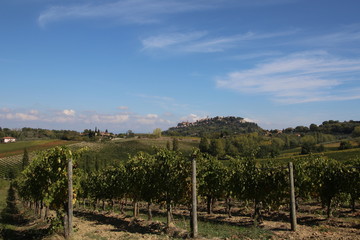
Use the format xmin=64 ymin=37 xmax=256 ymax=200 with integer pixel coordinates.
xmin=70 ymin=207 xmax=360 ymax=240
xmin=2 ymin=198 xmax=360 ymax=239
xmin=72 ymin=210 xmax=181 ymax=240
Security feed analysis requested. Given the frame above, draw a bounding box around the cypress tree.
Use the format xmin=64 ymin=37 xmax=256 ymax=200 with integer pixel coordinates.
xmin=172 ymin=138 xmax=179 ymax=151
xmin=199 ymin=137 xmax=210 ymax=153
xmin=22 ymin=148 xmax=30 ymax=170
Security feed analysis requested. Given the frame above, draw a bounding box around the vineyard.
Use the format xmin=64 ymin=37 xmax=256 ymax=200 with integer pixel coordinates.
xmin=0 ymin=140 xmax=77 ymax=178
xmin=1 ymin=144 xmax=359 ymax=239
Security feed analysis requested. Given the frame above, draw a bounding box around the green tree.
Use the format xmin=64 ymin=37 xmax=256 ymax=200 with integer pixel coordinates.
xmin=209 ymin=139 xmax=225 ymax=157
xmin=199 ymin=137 xmax=210 ymax=153
xmin=232 ymin=133 xmax=260 ymax=158
xmin=300 ymin=135 xmax=316 ymax=154
xmin=166 ymin=140 xmax=171 ymax=150
xmin=352 ymin=126 xmax=360 ymax=137
xmin=309 ymin=123 xmax=319 ymax=132
xmin=22 ymin=148 xmax=30 ymax=170
xmin=153 ymin=128 xmax=162 ymax=138
xmin=338 ymin=140 xmax=352 ymax=150
xmin=172 ymin=138 xmax=179 ymax=151
xmin=225 ymin=139 xmax=238 ymax=157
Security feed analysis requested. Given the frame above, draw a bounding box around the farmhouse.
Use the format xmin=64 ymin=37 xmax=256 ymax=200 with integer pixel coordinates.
xmin=1 ymin=137 xmax=16 ymax=143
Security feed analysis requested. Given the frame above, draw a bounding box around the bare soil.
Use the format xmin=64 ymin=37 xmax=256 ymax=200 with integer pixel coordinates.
xmin=68 ymin=201 xmax=360 ymax=240
xmin=2 ymin=198 xmax=360 ymax=239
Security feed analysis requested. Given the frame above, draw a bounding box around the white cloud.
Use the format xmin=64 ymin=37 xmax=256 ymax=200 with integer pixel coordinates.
xmin=228 ymin=51 xmax=282 ymax=61
xmin=217 ymin=51 xmax=360 ymax=103
xmin=299 ymin=24 xmax=360 ymax=47
xmin=89 ymin=114 xmax=129 ymax=124
xmin=37 ymin=0 xmax=299 ymax=28
xmin=136 ymin=113 xmax=171 ymax=125
xmin=0 ymin=108 xmax=11 ymax=113
xmin=38 ymin=0 xmax=215 ymax=27
xmin=63 ymin=109 xmax=76 ymax=116
xmin=142 ymin=31 xmax=207 ymax=49
xmin=142 ymin=30 xmax=296 ymax=53
xmin=243 ymin=118 xmax=258 ymax=123
xmin=117 ymin=106 xmax=129 ymax=110
xmin=146 ymin=114 xmax=158 ymax=119
xmin=29 ymin=109 xmax=39 ymax=115
xmin=180 ymin=113 xmax=207 ymax=122
xmin=0 ymin=112 xmax=39 ymax=121
xmin=0 ymin=107 xmax=189 ymax=132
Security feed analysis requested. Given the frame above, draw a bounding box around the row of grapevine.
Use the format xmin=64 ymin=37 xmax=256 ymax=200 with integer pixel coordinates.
xmin=78 ymin=150 xmax=360 ymax=224
xmin=14 ymin=146 xmax=360 ymax=236
xmin=295 ymin=156 xmax=360 ymax=217
xmin=14 ymin=146 xmax=83 ymax=236
xmin=77 ymin=148 xmax=191 ymax=226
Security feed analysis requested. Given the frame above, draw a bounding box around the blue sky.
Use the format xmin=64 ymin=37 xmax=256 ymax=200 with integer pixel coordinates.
xmin=1 ymin=0 xmax=360 ymax=133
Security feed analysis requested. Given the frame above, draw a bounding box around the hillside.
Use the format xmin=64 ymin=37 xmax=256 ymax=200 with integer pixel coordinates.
xmin=163 ymin=116 xmax=263 ymax=136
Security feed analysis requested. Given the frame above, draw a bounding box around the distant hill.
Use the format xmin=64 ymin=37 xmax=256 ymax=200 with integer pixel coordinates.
xmin=163 ymin=116 xmax=264 ymax=137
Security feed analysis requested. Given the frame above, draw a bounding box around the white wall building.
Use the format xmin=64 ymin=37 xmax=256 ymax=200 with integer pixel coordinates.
xmin=1 ymin=137 xmax=16 ymax=143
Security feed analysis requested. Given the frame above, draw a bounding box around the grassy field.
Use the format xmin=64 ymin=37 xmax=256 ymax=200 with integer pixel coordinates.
xmin=0 ymin=140 xmax=77 ymax=178
xmin=77 ymin=137 xmax=200 ymax=167
xmin=0 ymin=139 xmax=77 ymax=158
xmin=273 ymin=147 xmax=360 ymax=164
xmin=271 ymin=139 xmax=360 ymax=164
xmin=74 ymin=137 xmax=360 ymax=170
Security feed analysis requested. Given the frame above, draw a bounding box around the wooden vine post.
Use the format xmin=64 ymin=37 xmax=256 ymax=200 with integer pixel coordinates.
xmin=66 ymin=158 xmax=73 ymax=239
xmin=191 ymin=158 xmax=198 ymax=238
xmin=288 ymin=162 xmax=297 ymax=231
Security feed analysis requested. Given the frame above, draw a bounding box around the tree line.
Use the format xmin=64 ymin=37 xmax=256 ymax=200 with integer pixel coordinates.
xmin=198 ymin=132 xmax=348 ymax=158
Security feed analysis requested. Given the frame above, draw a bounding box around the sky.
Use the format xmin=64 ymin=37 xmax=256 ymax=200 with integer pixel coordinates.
xmin=1 ymin=0 xmax=360 ymax=133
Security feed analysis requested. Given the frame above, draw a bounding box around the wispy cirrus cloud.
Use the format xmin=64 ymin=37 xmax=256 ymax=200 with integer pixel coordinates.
xmin=217 ymin=51 xmax=360 ymax=104
xmin=38 ymin=0 xmax=299 ymax=27
xmin=38 ymin=0 xmax=215 ymax=27
xmin=142 ymin=30 xmax=297 ymax=53
xmin=297 ymin=24 xmax=360 ymax=47
xmin=142 ymin=31 xmax=207 ymax=50
xmin=226 ymin=51 xmax=283 ymax=61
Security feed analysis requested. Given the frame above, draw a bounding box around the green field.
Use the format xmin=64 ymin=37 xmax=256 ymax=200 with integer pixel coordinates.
xmin=272 ymin=146 xmax=360 ymax=164
xmin=0 ymin=140 xmax=76 ymax=178
xmin=76 ymin=137 xmax=200 ymax=171
xmin=0 ymin=139 xmax=76 ymax=158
